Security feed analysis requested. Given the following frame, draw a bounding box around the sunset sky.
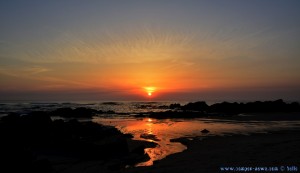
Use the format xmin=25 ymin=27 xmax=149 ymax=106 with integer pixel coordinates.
xmin=1 ymin=0 xmax=300 ymax=101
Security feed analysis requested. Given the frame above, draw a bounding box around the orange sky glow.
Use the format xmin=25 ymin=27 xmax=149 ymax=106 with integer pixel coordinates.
xmin=1 ymin=1 xmax=300 ymax=101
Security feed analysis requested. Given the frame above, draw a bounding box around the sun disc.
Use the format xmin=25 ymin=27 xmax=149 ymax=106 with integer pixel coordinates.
xmin=144 ymin=86 xmax=156 ymax=97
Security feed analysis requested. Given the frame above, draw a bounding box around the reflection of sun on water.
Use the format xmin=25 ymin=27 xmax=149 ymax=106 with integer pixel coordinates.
xmin=94 ymin=117 xmax=300 ymax=167
xmin=135 ymin=118 xmax=187 ymax=167
xmin=146 ymin=119 xmax=153 ymax=135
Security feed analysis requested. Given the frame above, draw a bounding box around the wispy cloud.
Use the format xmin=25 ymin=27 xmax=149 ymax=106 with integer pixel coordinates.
xmin=23 ymin=66 xmax=50 ymax=75
xmin=16 ymin=26 xmax=195 ymax=64
xmin=0 ymin=66 xmax=50 ymax=76
xmin=0 ymin=64 xmax=106 ymax=90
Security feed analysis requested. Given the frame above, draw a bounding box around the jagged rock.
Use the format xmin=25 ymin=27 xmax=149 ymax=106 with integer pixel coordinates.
xmin=140 ymin=133 xmax=160 ymax=141
xmin=201 ymin=129 xmax=210 ymax=133
xmin=51 ymin=107 xmax=97 ymax=118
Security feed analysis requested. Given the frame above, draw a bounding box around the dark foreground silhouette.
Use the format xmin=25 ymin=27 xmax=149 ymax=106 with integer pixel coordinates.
xmin=179 ymin=99 xmax=300 ymax=113
xmin=0 ymin=112 xmax=155 ymax=173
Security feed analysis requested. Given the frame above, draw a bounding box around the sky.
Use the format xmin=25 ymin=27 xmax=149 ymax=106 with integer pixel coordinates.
xmin=0 ymin=0 xmax=300 ymax=101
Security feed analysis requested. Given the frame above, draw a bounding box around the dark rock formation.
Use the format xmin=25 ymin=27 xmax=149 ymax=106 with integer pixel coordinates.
xmin=140 ymin=133 xmax=160 ymax=141
xmin=0 ymin=112 xmax=154 ymax=173
xmin=137 ymin=99 xmax=300 ymax=119
xmin=168 ymin=99 xmax=300 ymax=116
xmin=201 ymin=129 xmax=210 ymax=133
xmin=182 ymin=101 xmax=209 ymax=112
xmin=169 ymin=103 xmax=181 ymax=109
xmin=51 ymin=107 xmax=97 ymax=118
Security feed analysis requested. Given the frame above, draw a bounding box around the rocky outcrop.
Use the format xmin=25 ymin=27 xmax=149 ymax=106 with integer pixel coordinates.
xmin=0 ymin=112 xmax=155 ymax=173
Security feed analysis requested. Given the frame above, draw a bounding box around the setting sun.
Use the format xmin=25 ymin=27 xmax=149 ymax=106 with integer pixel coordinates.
xmin=144 ymin=87 xmax=156 ymax=97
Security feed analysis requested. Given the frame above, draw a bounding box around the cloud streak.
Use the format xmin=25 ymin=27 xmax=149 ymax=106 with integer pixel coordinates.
xmin=15 ymin=26 xmax=195 ymax=65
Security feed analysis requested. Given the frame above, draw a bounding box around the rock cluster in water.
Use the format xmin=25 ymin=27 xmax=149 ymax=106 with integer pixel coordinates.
xmin=0 ymin=111 xmax=155 ymax=173
xmin=137 ymin=99 xmax=300 ymax=119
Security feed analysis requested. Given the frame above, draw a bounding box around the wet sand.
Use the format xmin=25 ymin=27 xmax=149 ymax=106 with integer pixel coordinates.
xmin=58 ymin=129 xmax=300 ymax=173
xmin=124 ymin=130 xmax=300 ymax=173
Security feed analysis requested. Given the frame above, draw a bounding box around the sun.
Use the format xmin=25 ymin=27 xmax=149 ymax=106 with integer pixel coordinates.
xmin=144 ymin=86 xmax=156 ymax=97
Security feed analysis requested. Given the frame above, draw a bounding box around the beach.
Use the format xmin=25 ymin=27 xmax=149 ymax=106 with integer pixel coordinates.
xmin=0 ymin=101 xmax=300 ymax=173
xmin=57 ymin=112 xmax=300 ymax=173
xmin=52 ymin=129 xmax=300 ymax=173
xmin=125 ymin=130 xmax=300 ymax=173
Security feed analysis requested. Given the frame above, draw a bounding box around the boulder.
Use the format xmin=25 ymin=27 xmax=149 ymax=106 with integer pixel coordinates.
xmin=201 ymin=129 xmax=210 ymax=133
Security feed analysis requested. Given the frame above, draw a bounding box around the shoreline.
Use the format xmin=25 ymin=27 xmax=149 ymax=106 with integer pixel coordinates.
xmin=125 ymin=129 xmax=300 ymax=173
xmin=33 ymin=128 xmax=300 ymax=173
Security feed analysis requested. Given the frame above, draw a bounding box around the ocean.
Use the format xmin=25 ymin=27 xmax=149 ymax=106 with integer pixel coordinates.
xmin=0 ymin=101 xmax=185 ymax=117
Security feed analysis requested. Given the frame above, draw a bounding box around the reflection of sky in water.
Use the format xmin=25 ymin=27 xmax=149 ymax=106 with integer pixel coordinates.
xmin=93 ymin=117 xmax=300 ymax=166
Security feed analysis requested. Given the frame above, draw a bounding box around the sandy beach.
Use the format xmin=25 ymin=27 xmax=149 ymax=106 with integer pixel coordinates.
xmin=55 ymin=129 xmax=300 ymax=173
xmin=123 ymin=130 xmax=300 ymax=173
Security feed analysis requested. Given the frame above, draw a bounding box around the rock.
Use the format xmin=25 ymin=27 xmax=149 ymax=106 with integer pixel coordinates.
xmin=1 ymin=113 xmax=20 ymax=123
xmin=73 ymin=107 xmax=96 ymax=117
xmin=182 ymin=101 xmax=209 ymax=111
xmin=0 ymin=110 xmax=152 ymax=173
xmin=169 ymin=103 xmax=181 ymax=109
xmin=201 ymin=129 xmax=210 ymax=133
xmin=140 ymin=133 xmax=160 ymax=141
xmin=23 ymin=111 xmax=52 ymax=126
xmin=102 ymin=102 xmax=120 ymax=105
xmin=131 ymin=145 xmax=146 ymax=155
xmin=51 ymin=108 xmax=73 ymax=117
xmin=51 ymin=107 xmax=97 ymax=118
